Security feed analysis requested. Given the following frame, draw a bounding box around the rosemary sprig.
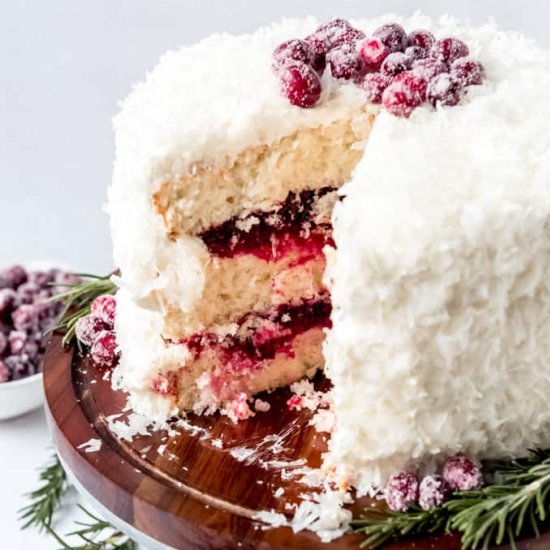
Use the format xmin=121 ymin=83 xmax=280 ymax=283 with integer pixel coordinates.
xmin=19 ymin=454 xmax=68 ymax=530
xmin=20 ymin=454 xmax=135 ymax=550
xmin=47 ymin=506 xmax=136 ymax=550
xmin=352 ymin=448 xmax=550 ymax=549
xmin=51 ymin=273 xmax=116 ymax=349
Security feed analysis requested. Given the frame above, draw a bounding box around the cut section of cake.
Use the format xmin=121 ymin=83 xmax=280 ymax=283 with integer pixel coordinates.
xmin=109 ymin=16 xmax=380 ymax=418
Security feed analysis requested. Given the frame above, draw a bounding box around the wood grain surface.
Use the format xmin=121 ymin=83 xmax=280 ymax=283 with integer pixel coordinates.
xmin=43 ymin=334 xmax=549 ymax=550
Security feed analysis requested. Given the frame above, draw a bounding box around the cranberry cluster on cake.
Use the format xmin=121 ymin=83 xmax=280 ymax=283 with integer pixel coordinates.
xmin=272 ymin=18 xmax=485 ymax=117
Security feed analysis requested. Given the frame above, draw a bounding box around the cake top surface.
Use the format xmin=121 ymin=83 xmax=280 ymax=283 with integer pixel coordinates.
xmin=112 ymin=13 xmax=548 ymax=192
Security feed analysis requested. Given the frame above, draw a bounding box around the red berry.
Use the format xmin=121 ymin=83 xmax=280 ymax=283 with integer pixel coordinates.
xmin=75 ymin=315 xmax=109 ymax=347
xmin=327 ymin=42 xmax=365 ymax=82
xmin=358 ymin=37 xmax=389 ymax=70
xmin=331 ymin=26 xmax=366 ymax=48
xmin=427 ymin=73 xmax=465 ymax=107
xmin=430 ymin=37 xmax=469 ymax=65
xmin=314 ymin=18 xmax=354 ymax=48
xmin=451 ymin=57 xmax=486 ymax=86
xmin=0 ymin=332 xmax=7 ymax=355
xmin=8 ymin=330 xmax=27 ymax=355
xmin=304 ymin=34 xmax=327 ymax=73
xmin=385 ymin=471 xmax=419 ymax=511
xmin=407 ymin=29 xmax=435 ymax=51
xmin=28 ymin=270 xmax=53 ymax=288
xmin=381 ymin=51 xmax=412 ymax=77
xmin=393 ymin=71 xmax=428 ymax=104
xmin=0 ymin=289 xmax=18 ymax=318
xmin=278 ymin=62 xmax=322 ymax=108
xmin=272 ymin=39 xmax=315 ymax=72
xmin=373 ymin=23 xmax=408 ymax=53
xmin=382 ymin=84 xmax=417 ymax=118
xmin=1 ymin=265 xmax=28 ymax=289
xmin=382 ymin=82 xmax=417 ymax=118
xmin=404 ymin=45 xmax=427 ymax=61
xmin=17 ymin=282 xmax=41 ymax=305
xmin=90 ymin=330 xmax=118 ymax=369
xmin=12 ymin=304 xmax=40 ymax=331
xmin=443 ymin=454 xmax=482 ymax=491
xmin=360 ymin=72 xmax=391 ymax=103
xmin=0 ymin=360 xmax=9 ymax=383
xmin=91 ymin=294 xmax=116 ymax=327
xmin=419 ymin=475 xmax=450 ymax=510
xmin=412 ymin=58 xmax=448 ymax=81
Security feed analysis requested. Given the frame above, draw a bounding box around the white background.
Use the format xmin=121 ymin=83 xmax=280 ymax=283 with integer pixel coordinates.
xmin=1 ymin=1 xmax=549 ymax=548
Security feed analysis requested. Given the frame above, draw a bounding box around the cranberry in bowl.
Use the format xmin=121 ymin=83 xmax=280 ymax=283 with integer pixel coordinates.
xmin=0 ymin=263 xmax=78 ymax=420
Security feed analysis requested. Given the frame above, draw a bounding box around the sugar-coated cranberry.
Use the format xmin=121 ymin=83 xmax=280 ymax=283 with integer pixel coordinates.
xmin=385 ymin=471 xmax=419 ymax=511
xmin=304 ymin=34 xmax=327 ymax=73
xmin=90 ymin=330 xmax=118 ymax=369
xmin=5 ymin=354 xmax=36 ymax=380
xmin=407 ymin=29 xmax=435 ymax=51
xmin=12 ymin=304 xmax=40 ymax=331
xmin=8 ymin=330 xmax=27 ymax=355
xmin=91 ymin=295 xmax=116 ymax=327
xmin=430 ymin=37 xmax=469 ymax=65
xmin=381 ymin=51 xmax=412 ymax=77
xmin=419 ymin=475 xmax=451 ymax=510
xmin=272 ymin=39 xmax=315 ymax=72
xmin=53 ymin=270 xmax=80 ymax=287
xmin=358 ymin=37 xmax=389 ymax=70
xmin=278 ymin=62 xmax=322 ymax=108
xmin=17 ymin=282 xmax=41 ymax=305
xmin=405 ymin=45 xmax=427 ymax=61
xmin=427 ymin=73 xmax=464 ymax=107
xmin=360 ymin=72 xmax=391 ymax=103
xmin=28 ymin=270 xmax=53 ymax=288
xmin=0 ymin=289 xmax=18 ymax=318
xmin=314 ymin=18 xmax=354 ymax=48
xmin=373 ymin=23 xmax=408 ymax=53
xmin=412 ymin=58 xmax=448 ymax=81
xmin=0 ymin=360 xmax=9 ymax=383
xmin=331 ymin=26 xmax=366 ymax=48
xmin=75 ymin=315 xmax=109 ymax=347
xmin=1 ymin=265 xmax=28 ymax=289
xmin=393 ymin=71 xmax=428 ymax=104
xmin=0 ymin=332 xmax=7 ymax=355
xmin=382 ymin=82 xmax=417 ymax=118
xmin=451 ymin=57 xmax=486 ymax=86
xmin=443 ymin=454 xmax=483 ymax=491
xmin=327 ymin=42 xmax=365 ymax=81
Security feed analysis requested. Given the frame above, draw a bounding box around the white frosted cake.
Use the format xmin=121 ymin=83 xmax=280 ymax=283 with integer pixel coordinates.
xmin=108 ymin=13 xmax=550 ymax=489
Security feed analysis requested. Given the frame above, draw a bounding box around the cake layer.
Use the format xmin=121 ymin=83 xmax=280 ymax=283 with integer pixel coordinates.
xmin=174 ymin=327 xmax=326 ymax=414
xmin=153 ymin=118 xmax=372 ymax=237
xmin=162 ymin=249 xmax=327 ymax=340
xmin=324 ymin=29 xmax=550 ymax=491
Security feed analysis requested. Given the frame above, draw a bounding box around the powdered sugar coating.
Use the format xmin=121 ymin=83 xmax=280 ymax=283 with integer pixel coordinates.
xmin=443 ymin=455 xmax=482 ymax=490
xmin=384 ymin=471 xmax=419 ymax=511
xmin=418 ymin=475 xmax=450 ymax=510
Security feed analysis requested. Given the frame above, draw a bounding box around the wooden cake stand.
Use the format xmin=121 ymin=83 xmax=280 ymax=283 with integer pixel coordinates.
xmin=43 ymin=334 xmax=548 ymax=549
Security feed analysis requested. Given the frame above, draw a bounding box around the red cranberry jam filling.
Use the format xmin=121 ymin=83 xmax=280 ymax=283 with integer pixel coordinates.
xmin=179 ymin=293 xmax=331 ymax=372
xmin=199 ymin=187 xmax=335 ymax=261
xmin=272 ymin=19 xmax=486 ymax=117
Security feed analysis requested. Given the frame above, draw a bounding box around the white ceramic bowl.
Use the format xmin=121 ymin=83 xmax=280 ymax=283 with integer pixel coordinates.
xmin=0 ymin=372 xmax=44 ymax=420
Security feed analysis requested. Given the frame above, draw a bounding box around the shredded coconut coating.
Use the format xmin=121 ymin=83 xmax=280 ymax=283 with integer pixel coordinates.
xmin=325 ymin=22 xmax=550 ymax=491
